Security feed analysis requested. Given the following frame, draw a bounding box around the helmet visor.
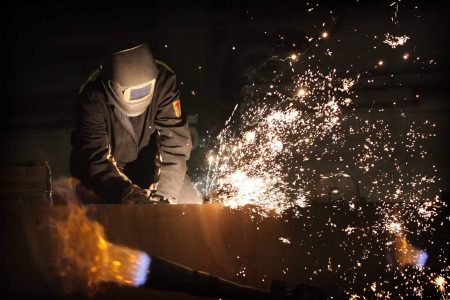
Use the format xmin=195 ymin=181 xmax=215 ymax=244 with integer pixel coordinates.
xmin=111 ymin=79 xmax=156 ymax=103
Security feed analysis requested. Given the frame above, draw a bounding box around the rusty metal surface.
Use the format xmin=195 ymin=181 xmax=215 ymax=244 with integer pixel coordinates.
xmin=0 ymin=203 xmax=394 ymax=299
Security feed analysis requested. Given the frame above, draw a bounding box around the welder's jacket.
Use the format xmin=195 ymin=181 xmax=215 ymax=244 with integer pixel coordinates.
xmin=70 ymin=63 xmax=192 ymax=203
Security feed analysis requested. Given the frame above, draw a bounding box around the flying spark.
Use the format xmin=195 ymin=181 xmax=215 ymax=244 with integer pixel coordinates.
xmin=193 ymin=2 xmax=446 ymax=298
xmin=383 ymin=33 xmax=410 ymax=48
xmin=278 ymin=237 xmax=291 ymax=245
xmin=433 ymin=275 xmax=447 ymax=293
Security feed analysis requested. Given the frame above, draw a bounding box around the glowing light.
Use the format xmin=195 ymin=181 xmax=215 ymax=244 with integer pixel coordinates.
xmin=297 ymin=88 xmax=307 ymax=97
xmin=340 ymin=77 xmax=358 ymax=92
xmin=196 ymin=7 xmax=445 ymax=296
xmin=395 ymin=237 xmax=428 ymax=269
xmin=52 ymin=178 xmax=152 ymax=293
xmin=134 ymin=253 xmax=151 ymax=287
xmin=434 ymin=276 xmax=447 ymax=293
xmin=371 ymin=282 xmax=377 ymax=292
xmin=278 ymin=237 xmax=291 ymax=244
xmin=244 ymin=131 xmax=256 ymax=143
xmin=383 ymin=33 xmax=410 ymax=48
xmin=236 ymin=266 xmax=247 ymax=278
xmin=271 ymin=139 xmax=283 ymax=152
xmin=415 ymin=251 xmax=428 ymax=268
xmin=112 ymin=260 xmax=121 ymax=267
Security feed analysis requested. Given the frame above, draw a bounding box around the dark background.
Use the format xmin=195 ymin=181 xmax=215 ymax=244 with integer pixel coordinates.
xmin=0 ymin=0 xmax=449 ymax=196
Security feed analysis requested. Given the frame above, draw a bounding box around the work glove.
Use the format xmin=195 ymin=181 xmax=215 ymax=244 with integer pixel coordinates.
xmin=148 ymin=183 xmax=175 ymax=204
xmin=150 ymin=193 xmax=173 ymax=204
xmin=122 ymin=184 xmax=169 ymax=204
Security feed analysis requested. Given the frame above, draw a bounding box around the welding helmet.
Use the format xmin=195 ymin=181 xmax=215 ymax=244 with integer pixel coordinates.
xmin=103 ymin=42 xmax=157 ymax=117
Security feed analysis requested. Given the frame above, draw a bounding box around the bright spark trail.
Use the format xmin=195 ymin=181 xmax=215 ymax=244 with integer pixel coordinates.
xmin=194 ymin=1 xmax=448 ymax=298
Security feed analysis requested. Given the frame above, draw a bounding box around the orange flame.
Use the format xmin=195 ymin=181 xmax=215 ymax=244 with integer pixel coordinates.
xmin=394 ymin=236 xmax=428 ymax=269
xmin=52 ymin=178 xmax=150 ymax=295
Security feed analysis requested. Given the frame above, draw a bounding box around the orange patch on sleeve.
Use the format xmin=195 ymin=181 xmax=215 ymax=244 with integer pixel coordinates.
xmin=172 ymin=99 xmax=182 ymax=118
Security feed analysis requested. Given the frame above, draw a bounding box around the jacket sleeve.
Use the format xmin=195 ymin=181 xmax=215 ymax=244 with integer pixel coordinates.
xmin=74 ymin=86 xmax=133 ymax=202
xmin=154 ymin=71 xmax=192 ymax=202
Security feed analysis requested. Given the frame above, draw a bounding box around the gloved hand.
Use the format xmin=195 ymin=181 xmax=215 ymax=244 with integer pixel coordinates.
xmin=149 ymin=193 xmax=173 ymax=204
xmin=148 ymin=183 xmax=174 ymax=204
xmin=122 ymin=185 xmax=171 ymax=204
xmin=121 ymin=184 xmax=150 ymax=204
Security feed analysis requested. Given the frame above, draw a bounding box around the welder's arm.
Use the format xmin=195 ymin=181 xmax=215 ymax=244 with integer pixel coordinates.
xmin=74 ymin=94 xmax=133 ymax=203
xmin=154 ymin=74 xmax=192 ymax=203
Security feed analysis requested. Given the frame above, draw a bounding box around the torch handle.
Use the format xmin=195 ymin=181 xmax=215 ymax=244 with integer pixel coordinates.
xmin=145 ymin=255 xmax=272 ymax=300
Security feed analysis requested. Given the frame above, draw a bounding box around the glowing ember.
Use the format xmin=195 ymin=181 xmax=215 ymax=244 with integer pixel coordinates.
xmin=202 ymin=66 xmax=354 ymax=216
xmin=383 ymin=33 xmax=410 ymax=48
xmin=278 ymin=237 xmax=291 ymax=245
xmin=433 ymin=275 xmax=447 ymax=293
xmin=297 ymin=88 xmax=307 ymax=97
xmin=244 ymin=130 xmax=256 ymax=143
xmin=394 ymin=237 xmax=428 ymax=269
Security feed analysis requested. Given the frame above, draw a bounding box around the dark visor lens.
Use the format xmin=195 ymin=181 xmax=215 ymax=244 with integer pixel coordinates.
xmin=129 ymin=85 xmax=151 ymax=100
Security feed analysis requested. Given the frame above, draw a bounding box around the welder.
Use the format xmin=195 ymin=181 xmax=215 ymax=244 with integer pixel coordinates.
xmin=70 ymin=41 xmax=201 ymax=204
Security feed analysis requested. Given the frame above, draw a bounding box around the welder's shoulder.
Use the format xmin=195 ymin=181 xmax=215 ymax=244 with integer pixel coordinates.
xmin=155 ymin=59 xmax=175 ymax=76
xmin=78 ymin=80 xmax=108 ymax=109
xmin=78 ymin=69 xmax=108 ymax=105
xmin=155 ymin=60 xmax=178 ymax=86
